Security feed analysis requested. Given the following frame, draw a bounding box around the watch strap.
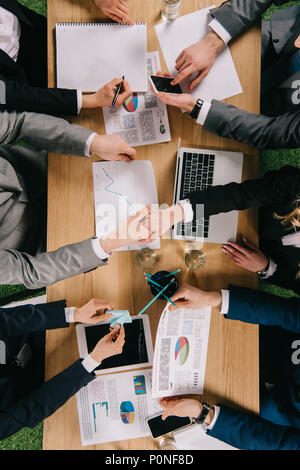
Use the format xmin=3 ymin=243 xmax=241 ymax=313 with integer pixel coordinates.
xmin=194 ymin=402 xmax=211 ymax=424
xmin=189 ymin=98 xmax=204 ymax=120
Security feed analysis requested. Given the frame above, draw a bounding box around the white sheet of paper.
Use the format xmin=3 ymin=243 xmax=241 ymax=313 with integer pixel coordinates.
xmin=152 ymin=304 xmax=211 ymax=398
xmin=155 ymin=7 xmax=243 ymax=102
xmin=93 ymin=160 xmax=160 ymax=251
xmin=174 ymin=423 xmax=237 ymax=450
xmin=76 ymin=369 xmax=163 ymax=446
xmin=56 ymin=23 xmax=147 ymax=92
xmin=102 ymin=51 xmax=171 ymax=146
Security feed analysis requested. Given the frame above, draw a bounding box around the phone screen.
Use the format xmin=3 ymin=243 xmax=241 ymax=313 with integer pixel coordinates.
xmin=147 ymin=414 xmax=192 ymax=438
xmin=150 ymin=75 xmax=183 ymax=94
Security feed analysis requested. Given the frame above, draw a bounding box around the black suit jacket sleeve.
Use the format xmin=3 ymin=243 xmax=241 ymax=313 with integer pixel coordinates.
xmin=210 ymin=0 xmax=288 ymax=40
xmin=0 ymin=359 xmax=95 ymax=440
xmin=1 ymin=78 xmax=79 ymax=116
xmin=208 ymin=405 xmax=300 ymax=450
xmin=203 ymin=101 xmax=300 ymax=150
xmin=0 ymin=300 xmax=68 ymax=340
xmin=186 ymin=166 xmax=300 ymax=221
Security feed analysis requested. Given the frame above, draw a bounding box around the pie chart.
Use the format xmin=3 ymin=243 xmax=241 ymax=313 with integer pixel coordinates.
xmin=120 ymin=401 xmax=135 ymax=424
xmin=175 ymin=337 xmax=189 ymax=366
xmin=123 ymin=93 xmax=138 ymax=112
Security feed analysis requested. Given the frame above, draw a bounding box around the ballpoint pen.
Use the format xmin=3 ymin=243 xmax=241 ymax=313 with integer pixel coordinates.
xmin=145 ymin=277 xmax=176 ymax=306
xmin=138 ymin=278 xmax=176 ymax=315
xmin=111 ymin=75 xmax=125 ymax=107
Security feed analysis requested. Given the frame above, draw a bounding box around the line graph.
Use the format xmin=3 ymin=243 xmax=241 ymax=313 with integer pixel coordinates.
xmin=102 ymin=167 xmax=133 ymax=214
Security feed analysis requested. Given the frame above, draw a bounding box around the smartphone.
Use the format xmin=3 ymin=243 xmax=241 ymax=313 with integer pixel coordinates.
xmin=149 ymin=75 xmax=183 ymax=95
xmin=147 ymin=413 xmax=192 ymax=438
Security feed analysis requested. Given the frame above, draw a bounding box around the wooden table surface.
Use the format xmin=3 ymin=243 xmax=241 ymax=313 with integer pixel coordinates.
xmin=45 ymin=0 xmax=261 ymax=450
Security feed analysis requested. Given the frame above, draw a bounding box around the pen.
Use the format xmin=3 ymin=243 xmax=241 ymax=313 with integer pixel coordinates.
xmin=145 ymin=277 xmax=176 ymax=306
xmin=165 ymin=269 xmax=181 ymax=277
xmin=111 ymin=75 xmax=125 ymax=107
xmin=138 ymin=278 xmax=175 ymax=316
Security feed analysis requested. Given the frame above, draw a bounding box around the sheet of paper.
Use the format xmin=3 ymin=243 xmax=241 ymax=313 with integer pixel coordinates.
xmin=152 ymin=304 xmax=211 ymax=398
xmin=93 ymin=160 xmax=160 ymax=251
xmin=76 ymin=369 xmax=162 ymax=446
xmin=102 ymin=51 xmax=171 ymax=147
xmin=56 ymin=23 xmax=147 ymax=92
xmin=174 ymin=423 xmax=237 ymax=450
xmin=155 ymin=7 xmax=243 ymax=102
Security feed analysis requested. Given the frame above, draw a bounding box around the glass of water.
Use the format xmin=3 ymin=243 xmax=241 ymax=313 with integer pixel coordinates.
xmin=136 ymin=247 xmax=157 ymax=270
xmin=161 ymin=0 xmax=181 ymax=21
xmin=184 ymin=242 xmax=206 ymax=271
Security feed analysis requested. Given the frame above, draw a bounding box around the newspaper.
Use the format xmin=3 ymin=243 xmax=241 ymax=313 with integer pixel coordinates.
xmin=152 ymin=305 xmax=211 ymax=398
xmin=102 ymin=51 xmax=171 ymax=147
xmin=76 ymin=369 xmax=162 ymax=446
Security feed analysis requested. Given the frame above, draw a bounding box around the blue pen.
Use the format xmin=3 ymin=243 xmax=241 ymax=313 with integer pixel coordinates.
xmin=138 ymin=278 xmax=175 ymax=316
xmin=146 ymin=277 xmax=176 ymax=306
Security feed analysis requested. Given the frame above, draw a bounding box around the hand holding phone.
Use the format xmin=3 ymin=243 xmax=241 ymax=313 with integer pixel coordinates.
xmin=149 ymin=75 xmax=183 ymax=95
xmin=147 ymin=412 xmax=192 ymax=438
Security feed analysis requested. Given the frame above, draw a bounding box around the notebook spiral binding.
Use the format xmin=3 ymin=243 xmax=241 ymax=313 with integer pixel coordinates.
xmin=56 ymin=22 xmax=146 ymax=27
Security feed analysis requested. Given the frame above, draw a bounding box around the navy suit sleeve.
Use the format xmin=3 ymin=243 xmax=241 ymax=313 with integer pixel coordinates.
xmin=227 ymin=285 xmax=300 ymax=333
xmin=186 ymin=166 xmax=300 ymax=220
xmin=0 ymin=359 xmax=95 ymax=440
xmin=0 ymin=300 xmax=68 ymax=340
xmin=1 ymin=78 xmax=79 ymax=116
xmin=208 ymin=405 xmax=300 ymax=450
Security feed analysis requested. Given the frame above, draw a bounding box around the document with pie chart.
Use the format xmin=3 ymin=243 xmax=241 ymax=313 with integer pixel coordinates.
xmin=102 ymin=51 xmax=171 ymax=147
xmin=152 ymin=304 xmax=212 ymax=398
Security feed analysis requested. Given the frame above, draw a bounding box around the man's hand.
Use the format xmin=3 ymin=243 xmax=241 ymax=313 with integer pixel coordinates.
xmin=90 ymin=326 xmax=125 ymax=363
xmin=93 ymin=0 xmax=134 ymax=25
xmin=100 ymin=205 xmax=155 ymax=253
xmin=169 ymin=283 xmax=222 ymax=311
xmin=74 ymin=298 xmax=113 ymax=324
xmin=171 ymin=31 xmax=225 ymax=90
xmin=159 ymin=397 xmax=202 ymax=420
xmin=222 ymin=237 xmax=269 ymax=273
xmin=82 ymin=78 xmax=131 ymax=108
xmin=90 ymin=134 xmax=136 ymax=162
xmin=140 ymin=203 xmax=185 ymax=240
xmin=150 ymin=72 xmax=197 ymax=112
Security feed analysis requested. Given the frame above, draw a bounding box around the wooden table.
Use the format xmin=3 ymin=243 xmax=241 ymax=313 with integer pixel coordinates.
xmin=45 ymin=0 xmax=261 ymax=450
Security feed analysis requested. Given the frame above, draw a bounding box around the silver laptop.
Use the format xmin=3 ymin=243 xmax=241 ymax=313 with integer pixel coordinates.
xmin=172 ymin=141 xmax=244 ymax=244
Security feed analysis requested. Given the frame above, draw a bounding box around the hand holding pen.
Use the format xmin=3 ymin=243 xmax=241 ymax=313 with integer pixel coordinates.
xmin=112 ymin=75 xmax=126 ymax=106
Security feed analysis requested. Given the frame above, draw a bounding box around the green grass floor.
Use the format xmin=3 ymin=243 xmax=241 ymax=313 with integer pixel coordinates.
xmin=0 ymin=0 xmax=299 ymax=451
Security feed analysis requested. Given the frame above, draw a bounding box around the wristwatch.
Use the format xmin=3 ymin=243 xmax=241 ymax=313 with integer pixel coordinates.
xmin=257 ymin=259 xmax=270 ymax=279
xmin=193 ymin=402 xmax=212 ymax=424
xmin=189 ymin=98 xmax=204 ymax=120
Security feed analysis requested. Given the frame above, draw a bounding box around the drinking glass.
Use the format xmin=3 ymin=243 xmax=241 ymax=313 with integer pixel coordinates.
xmin=161 ymin=0 xmax=181 ymax=21
xmin=184 ymin=242 xmax=206 ymax=271
xmin=136 ymin=247 xmax=157 ymax=269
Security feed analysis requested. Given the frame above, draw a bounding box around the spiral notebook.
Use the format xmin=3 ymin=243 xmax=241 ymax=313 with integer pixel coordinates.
xmin=56 ymin=22 xmax=147 ymax=92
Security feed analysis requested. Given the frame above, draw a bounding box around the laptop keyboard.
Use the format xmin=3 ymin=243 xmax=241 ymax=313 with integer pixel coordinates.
xmin=177 ymin=152 xmax=215 ymax=238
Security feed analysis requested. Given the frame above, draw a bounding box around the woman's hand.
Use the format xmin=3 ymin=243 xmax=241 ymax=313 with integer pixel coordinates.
xmin=222 ymin=237 xmax=269 ymax=273
xmin=82 ymin=78 xmax=131 ymax=108
xmin=93 ymin=0 xmax=134 ymax=25
xmin=74 ymin=298 xmax=113 ymax=324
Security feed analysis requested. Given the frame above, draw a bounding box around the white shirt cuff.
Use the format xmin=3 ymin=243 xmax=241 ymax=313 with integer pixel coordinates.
xmin=196 ymin=101 xmax=212 ymax=126
xmin=209 ymin=18 xmax=232 ymax=45
xmin=65 ymin=307 xmax=76 ymax=323
xmin=260 ymin=258 xmax=278 ymax=279
xmin=203 ymin=406 xmax=221 ymax=431
xmin=84 ymin=132 xmax=97 ymax=157
xmin=91 ymin=237 xmax=111 ymax=260
xmin=77 ymin=90 xmax=82 ymax=114
xmin=220 ymin=289 xmax=230 ymax=314
xmin=178 ymin=199 xmax=194 ymax=223
xmin=81 ymin=354 xmax=101 ymax=373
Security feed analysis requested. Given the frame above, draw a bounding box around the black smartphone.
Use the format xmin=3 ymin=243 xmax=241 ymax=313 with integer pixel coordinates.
xmin=149 ymin=75 xmax=183 ymax=94
xmin=147 ymin=413 xmax=192 ymax=438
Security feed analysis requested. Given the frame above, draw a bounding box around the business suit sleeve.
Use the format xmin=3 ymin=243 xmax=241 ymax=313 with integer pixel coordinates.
xmin=226 ymin=285 xmax=300 ymax=332
xmin=207 ymin=405 xmax=300 ymax=450
xmin=0 ymin=300 xmax=68 ymax=340
xmin=0 ymin=109 xmax=93 ymax=156
xmin=186 ymin=166 xmax=300 ymax=219
xmin=202 ymin=100 xmax=300 ymax=150
xmin=1 ymin=78 xmax=79 ymax=116
xmin=0 ymin=238 xmax=107 ymax=289
xmin=209 ymin=0 xmax=283 ymax=40
xmin=0 ymin=359 xmax=95 ymax=440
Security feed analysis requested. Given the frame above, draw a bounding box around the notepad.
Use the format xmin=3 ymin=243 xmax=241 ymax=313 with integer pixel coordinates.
xmin=56 ymin=22 xmax=147 ymax=92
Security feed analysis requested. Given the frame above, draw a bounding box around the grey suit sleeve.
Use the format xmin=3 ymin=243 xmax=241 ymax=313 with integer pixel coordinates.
xmin=209 ymin=0 xmax=281 ymax=40
xmin=203 ymin=100 xmax=300 ymax=149
xmin=0 ymin=239 xmax=107 ymax=289
xmin=0 ymin=109 xmax=94 ymax=156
